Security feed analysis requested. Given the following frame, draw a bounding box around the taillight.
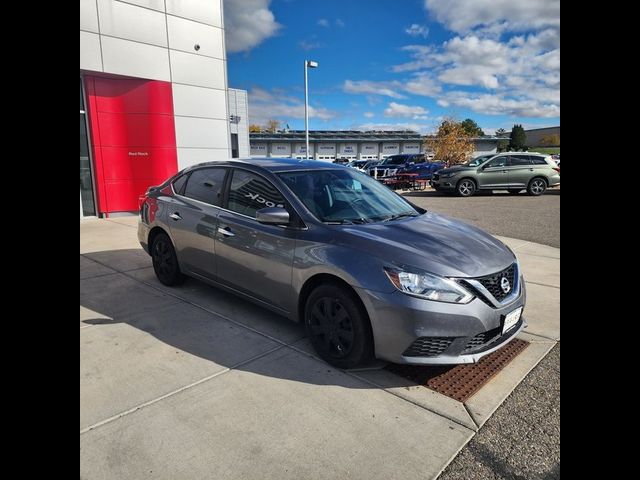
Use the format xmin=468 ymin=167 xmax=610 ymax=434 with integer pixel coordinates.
xmin=553 ymin=167 xmax=560 ymax=173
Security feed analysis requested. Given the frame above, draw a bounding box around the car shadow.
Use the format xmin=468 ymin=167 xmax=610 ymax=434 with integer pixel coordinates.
xmin=81 ymin=249 xmax=451 ymax=390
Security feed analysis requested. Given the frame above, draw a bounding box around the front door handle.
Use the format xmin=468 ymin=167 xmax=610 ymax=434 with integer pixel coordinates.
xmin=218 ymin=227 xmax=235 ymax=237
xmin=169 ymin=212 xmax=182 ymax=221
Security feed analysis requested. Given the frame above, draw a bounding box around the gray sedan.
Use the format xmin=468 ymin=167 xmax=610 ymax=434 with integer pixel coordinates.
xmin=138 ymin=158 xmax=526 ymax=368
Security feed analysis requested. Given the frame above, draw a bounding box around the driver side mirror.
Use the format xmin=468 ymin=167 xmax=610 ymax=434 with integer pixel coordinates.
xmin=256 ymin=207 xmax=290 ymax=225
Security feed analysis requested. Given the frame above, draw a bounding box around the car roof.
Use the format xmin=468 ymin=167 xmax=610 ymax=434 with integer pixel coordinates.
xmin=183 ymin=157 xmax=347 ymax=173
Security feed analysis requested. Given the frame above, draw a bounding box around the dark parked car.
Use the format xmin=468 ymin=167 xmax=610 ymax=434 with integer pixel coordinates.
xmin=397 ymin=159 xmax=446 ymax=180
xmin=139 ymin=158 xmax=526 ymax=368
xmin=365 ymin=154 xmax=425 ymax=177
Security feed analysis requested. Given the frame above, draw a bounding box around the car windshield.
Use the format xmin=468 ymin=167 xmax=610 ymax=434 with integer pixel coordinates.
xmin=278 ymin=169 xmax=419 ymax=224
xmin=464 ymin=155 xmax=494 ymax=167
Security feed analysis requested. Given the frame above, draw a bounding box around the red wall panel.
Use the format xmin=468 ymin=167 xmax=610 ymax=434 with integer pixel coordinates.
xmin=83 ymin=75 xmax=178 ymax=214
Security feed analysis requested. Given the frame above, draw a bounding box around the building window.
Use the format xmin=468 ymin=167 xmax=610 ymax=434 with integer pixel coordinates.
xmin=231 ymin=133 xmax=239 ymax=158
xmin=80 ymin=78 xmax=96 ymax=217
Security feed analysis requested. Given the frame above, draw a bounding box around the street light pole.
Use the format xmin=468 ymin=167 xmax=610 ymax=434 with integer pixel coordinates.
xmin=304 ymin=59 xmax=318 ymax=160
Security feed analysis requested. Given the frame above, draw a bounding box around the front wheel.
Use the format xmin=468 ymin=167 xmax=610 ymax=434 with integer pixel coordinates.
xmin=527 ymin=178 xmax=547 ymax=196
xmin=456 ymin=178 xmax=476 ymax=197
xmin=305 ymin=284 xmax=373 ymax=369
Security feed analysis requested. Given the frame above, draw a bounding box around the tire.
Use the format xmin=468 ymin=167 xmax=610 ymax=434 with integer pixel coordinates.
xmin=151 ymin=232 xmax=185 ymax=286
xmin=508 ymin=189 xmax=522 ymax=195
xmin=304 ymin=283 xmax=374 ymax=369
xmin=456 ymin=178 xmax=476 ymax=197
xmin=527 ymin=177 xmax=547 ymax=196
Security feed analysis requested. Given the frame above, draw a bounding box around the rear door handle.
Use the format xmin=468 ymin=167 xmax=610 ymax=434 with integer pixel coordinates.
xmin=217 ymin=227 xmax=235 ymax=237
xmin=169 ymin=212 xmax=182 ymax=221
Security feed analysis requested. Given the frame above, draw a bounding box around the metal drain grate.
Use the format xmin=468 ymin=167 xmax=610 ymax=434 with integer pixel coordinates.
xmin=386 ymin=338 xmax=529 ymax=402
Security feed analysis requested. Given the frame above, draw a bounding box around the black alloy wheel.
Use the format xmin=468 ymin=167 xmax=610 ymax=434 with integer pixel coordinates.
xmin=305 ymin=284 xmax=373 ymax=369
xmin=151 ymin=233 xmax=185 ymax=286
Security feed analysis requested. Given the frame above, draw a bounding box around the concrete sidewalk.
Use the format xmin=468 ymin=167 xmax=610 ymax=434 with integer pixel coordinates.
xmin=80 ymin=217 xmax=559 ymax=480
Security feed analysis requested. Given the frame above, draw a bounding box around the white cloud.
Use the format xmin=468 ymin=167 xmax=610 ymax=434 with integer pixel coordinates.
xmin=392 ymin=45 xmax=434 ymax=72
xmin=248 ymin=88 xmax=336 ymax=125
xmin=299 ymin=40 xmax=324 ymax=51
xmin=405 ymin=24 xmax=429 ymax=38
xmin=317 ymin=18 xmax=330 ymax=27
xmin=356 ymin=122 xmax=427 ymax=134
xmin=364 ymin=112 xmax=375 ymax=118
xmin=343 ymin=80 xmax=406 ymax=99
xmin=404 ymin=73 xmax=442 ymax=96
xmin=384 ymin=102 xmax=429 ymax=119
xmin=224 ymin=0 xmax=281 ymax=53
xmin=424 ymin=0 xmax=560 ymax=35
xmin=336 ymin=19 xmax=345 ymax=28
xmin=437 ymin=92 xmax=559 ymax=118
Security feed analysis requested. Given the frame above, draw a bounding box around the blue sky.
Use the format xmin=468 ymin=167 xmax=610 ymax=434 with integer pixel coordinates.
xmin=224 ymin=0 xmax=560 ymax=135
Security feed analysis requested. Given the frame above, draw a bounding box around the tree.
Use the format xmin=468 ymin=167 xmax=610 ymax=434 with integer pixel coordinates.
xmin=460 ymin=118 xmax=485 ymax=137
xmin=495 ymin=128 xmax=507 ymax=137
xmin=424 ymin=119 xmax=475 ymax=166
xmin=265 ymin=119 xmax=281 ymax=133
xmin=540 ymin=134 xmax=560 ymax=146
xmin=249 ymin=124 xmax=262 ymax=133
xmin=509 ymin=124 xmax=527 ymax=151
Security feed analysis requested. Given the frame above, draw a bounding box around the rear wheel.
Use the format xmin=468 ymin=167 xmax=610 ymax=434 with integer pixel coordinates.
xmin=151 ymin=232 xmax=185 ymax=286
xmin=456 ymin=178 xmax=476 ymax=197
xmin=305 ymin=284 xmax=373 ymax=369
xmin=527 ymin=177 xmax=547 ymax=196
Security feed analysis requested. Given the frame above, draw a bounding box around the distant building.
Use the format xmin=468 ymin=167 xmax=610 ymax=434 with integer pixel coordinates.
xmin=497 ymin=126 xmax=560 ymax=148
xmin=250 ymin=130 xmax=501 ymax=161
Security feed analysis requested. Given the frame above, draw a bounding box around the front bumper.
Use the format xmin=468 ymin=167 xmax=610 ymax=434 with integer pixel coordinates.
xmin=430 ymin=178 xmax=457 ymax=190
xmin=355 ymin=280 xmax=526 ymax=365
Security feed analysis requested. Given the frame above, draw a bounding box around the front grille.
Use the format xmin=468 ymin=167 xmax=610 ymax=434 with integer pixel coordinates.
xmin=432 ymin=174 xmax=440 ymax=181
xmin=403 ymin=337 xmax=455 ymax=357
xmin=462 ymin=318 xmax=523 ymax=354
xmin=474 ymin=263 xmax=516 ymax=302
xmin=463 ymin=326 xmax=502 ymax=353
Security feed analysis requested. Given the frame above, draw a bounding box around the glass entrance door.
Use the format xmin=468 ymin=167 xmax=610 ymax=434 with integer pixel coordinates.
xmin=80 ymin=78 xmax=96 ymax=217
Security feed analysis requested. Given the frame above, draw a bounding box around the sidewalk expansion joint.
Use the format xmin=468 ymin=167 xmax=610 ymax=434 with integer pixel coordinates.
xmin=83 ymin=254 xmax=293 ymax=349
xmin=80 ymin=344 xmax=286 ymax=436
xmin=286 ymin=343 xmax=478 ymax=433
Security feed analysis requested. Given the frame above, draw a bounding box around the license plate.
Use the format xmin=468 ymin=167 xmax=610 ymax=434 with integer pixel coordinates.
xmin=502 ymin=307 xmax=523 ymax=334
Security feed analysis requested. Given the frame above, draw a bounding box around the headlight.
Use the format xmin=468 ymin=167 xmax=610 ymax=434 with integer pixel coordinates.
xmin=439 ymin=172 xmax=457 ymax=179
xmin=384 ymin=268 xmax=474 ymax=304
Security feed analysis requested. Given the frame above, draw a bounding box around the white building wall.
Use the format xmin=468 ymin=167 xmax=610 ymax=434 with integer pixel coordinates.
xmin=80 ymin=0 xmax=231 ymax=168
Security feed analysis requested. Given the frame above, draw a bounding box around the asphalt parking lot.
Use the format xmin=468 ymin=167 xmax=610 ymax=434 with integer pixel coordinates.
xmin=404 ymin=189 xmax=560 ymax=248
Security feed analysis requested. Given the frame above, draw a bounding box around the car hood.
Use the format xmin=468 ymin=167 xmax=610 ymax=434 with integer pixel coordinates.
xmin=436 ymin=166 xmax=474 ymax=175
xmin=335 ymin=212 xmax=514 ymax=278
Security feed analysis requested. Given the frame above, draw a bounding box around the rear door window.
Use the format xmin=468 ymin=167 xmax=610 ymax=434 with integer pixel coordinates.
xmin=510 ymin=155 xmax=531 ymax=166
xmin=530 ymin=156 xmax=548 ymax=165
xmin=183 ymin=168 xmax=227 ymax=206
